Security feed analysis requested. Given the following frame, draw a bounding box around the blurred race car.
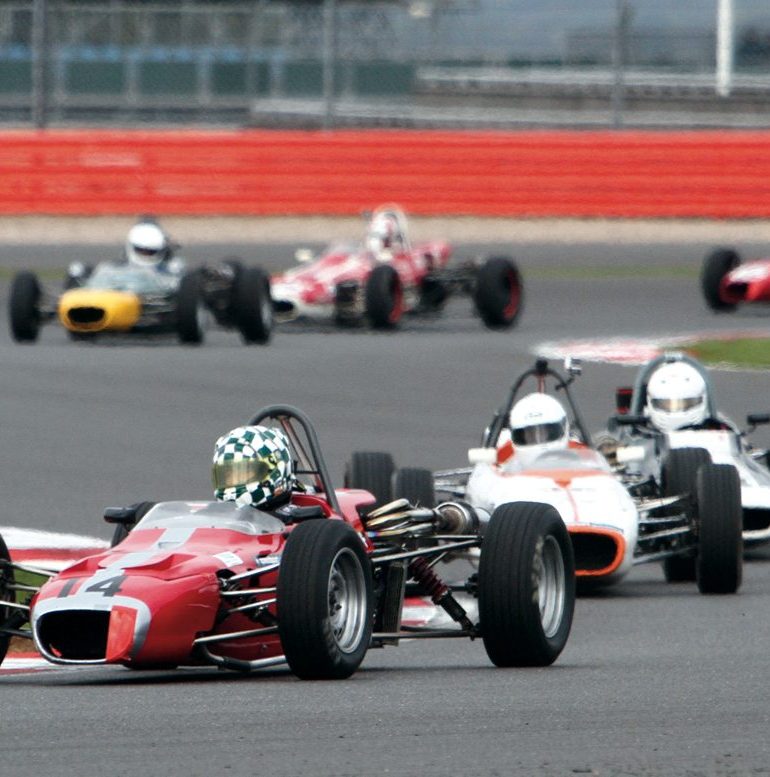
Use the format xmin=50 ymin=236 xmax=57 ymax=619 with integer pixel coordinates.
xmin=701 ymin=246 xmax=770 ymax=312
xmin=360 ymin=359 xmax=743 ymax=594
xmin=603 ymin=352 xmax=770 ymax=548
xmin=8 ymin=260 xmax=272 ymax=345
xmin=270 ymin=205 xmax=523 ymax=330
xmin=0 ymin=405 xmax=575 ymax=677
xmin=8 ymin=217 xmax=273 ymax=345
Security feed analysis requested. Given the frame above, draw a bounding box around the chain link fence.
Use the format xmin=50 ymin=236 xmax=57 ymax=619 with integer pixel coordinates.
xmin=2 ymin=0 xmax=770 ymax=128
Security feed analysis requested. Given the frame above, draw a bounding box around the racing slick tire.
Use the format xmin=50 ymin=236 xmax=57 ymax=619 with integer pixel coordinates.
xmin=478 ymin=502 xmax=575 ymax=667
xmin=177 ymin=270 xmax=205 ymax=344
xmin=365 ymin=264 xmax=403 ymax=329
xmin=232 ymin=266 xmax=273 ymax=345
xmin=0 ymin=533 xmax=15 ymax=666
xmin=277 ymin=519 xmax=373 ymax=680
xmin=701 ymin=247 xmax=740 ymax=313
xmin=345 ymin=451 xmax=395 ymax=509
xmin=695 ymin=463 xmax=743 ymax=595
xmin=9 ymin=271 xmax=42 ymax=343
xmin=473 ymin=256 xmax=523 ymax=330
xmin=661 ymin=447 xmax=711 ymax=582
xmin=393 ymin=467 xmax=436 ymax=508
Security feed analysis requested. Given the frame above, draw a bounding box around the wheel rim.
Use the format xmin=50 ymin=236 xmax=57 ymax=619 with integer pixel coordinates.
xmin=535 ymin=535 xmax=566 ymax=639
xmin=0 ymin=557 xmax=12 ymax=624
xmin=259 ymin=289 xmax=272 ymax=331
xmin=327 ymin=548 xmax=368 ymax=653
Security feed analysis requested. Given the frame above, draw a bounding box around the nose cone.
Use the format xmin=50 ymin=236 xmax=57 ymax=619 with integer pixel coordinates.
xmin=59 ymin=289 xmax=142 ymax=332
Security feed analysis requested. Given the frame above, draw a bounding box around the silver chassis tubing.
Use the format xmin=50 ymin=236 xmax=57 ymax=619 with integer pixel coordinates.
xmin=370 ymin=537 xmax=479 ymax=566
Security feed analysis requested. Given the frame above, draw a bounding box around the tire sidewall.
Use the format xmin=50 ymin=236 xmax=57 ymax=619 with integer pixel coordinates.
xmin=365 ymin=264 xmax=402 ymax=329
xmin=278 ymin=520 xmax=373 ymax=679
xmin=473 ymin=256 xmax=522 ymax=329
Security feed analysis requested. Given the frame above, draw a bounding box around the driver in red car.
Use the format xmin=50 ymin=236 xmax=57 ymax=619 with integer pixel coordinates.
xmin=212 ymin=425 xmax=298 ymax=517
xmin=365 ymin=209 xmax=406 ymax=261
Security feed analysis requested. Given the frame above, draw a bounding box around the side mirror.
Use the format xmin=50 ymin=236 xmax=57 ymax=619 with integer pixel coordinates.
xmin=747 ymin=413 xmax=770 ymax=429
xmin=564 ymin=356 xmax=582 ymax=377
xmin=294 ymin=248 xmax=314 ymax=264
xmin=67 ymin=261 xmax=87 ymax=278
xmin=103 ymin=506 xmax=139 ymax=525
xmin=615 ymin=386 xmax=633 ymax=415
xmin=468 ymin=447 xmax=497 ymax=465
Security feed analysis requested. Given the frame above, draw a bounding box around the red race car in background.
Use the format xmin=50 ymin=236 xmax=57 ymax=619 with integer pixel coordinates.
xmin=270 ymin=205 xmax=523 ymax=330
xmin=701 ymin=246 xmax=770 ymax=312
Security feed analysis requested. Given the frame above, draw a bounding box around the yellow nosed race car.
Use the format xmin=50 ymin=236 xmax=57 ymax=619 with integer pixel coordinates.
xmin=8 ymin=260 xmax=273 ymax=346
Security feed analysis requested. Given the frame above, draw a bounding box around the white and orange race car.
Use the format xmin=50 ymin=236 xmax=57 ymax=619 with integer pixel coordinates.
xmin=364 ymin=359 xmax=743 ymax=595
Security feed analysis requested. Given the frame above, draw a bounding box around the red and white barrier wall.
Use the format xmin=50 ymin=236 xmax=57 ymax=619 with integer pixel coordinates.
xmin=1 ymin=129 xmax=770 ymax=217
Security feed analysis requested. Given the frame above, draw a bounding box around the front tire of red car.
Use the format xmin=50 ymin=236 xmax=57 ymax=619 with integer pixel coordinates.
xmin=365 ymin=264 xmax=403 ymax=329
xmin=278 ymin=519 xmax=373 ymax=680
xmin=701 ymin=247 xmax=740 ymax=313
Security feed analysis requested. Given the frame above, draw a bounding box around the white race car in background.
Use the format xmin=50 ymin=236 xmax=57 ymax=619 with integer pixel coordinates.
xmin=606 ymin=353 xmax=770 ymax=547
xmin=349 ymin=359 xmax=743 ymax=595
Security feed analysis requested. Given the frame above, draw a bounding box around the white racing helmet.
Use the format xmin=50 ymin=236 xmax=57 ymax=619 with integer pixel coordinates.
xmin=646 ymin=362 xmax=708 ymax=431
xmin=126 ymin=222 xmax=169 ymax=268
xmin=212 ymin=426 xmax=294 ymax=509
xmin=366 ymin=212 xmax=402 ymax=257
xmin=509 ymin=393 xmax=569 ymax=467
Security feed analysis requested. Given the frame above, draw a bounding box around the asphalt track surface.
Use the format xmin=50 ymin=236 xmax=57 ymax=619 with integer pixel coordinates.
xmin=2 ymin=236 xmax=770 ymax=777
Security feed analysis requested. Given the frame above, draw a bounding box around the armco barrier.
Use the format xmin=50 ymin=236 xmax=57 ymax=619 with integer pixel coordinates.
xmin=2 ymin=129 xmax=770 ymax=217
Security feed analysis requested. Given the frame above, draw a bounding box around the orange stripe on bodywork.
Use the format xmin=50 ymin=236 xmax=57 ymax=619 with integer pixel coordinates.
xmin=512 ymin=468 xmax=607 ymax=488
xmin=568 ymin=525 xmax=626 ymax=578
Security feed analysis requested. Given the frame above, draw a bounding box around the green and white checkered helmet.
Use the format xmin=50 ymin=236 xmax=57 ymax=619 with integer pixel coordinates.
xmin=212 ymin=425 xmax=294 ymax=509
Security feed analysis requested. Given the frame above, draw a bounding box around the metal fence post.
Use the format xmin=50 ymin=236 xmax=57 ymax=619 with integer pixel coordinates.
xmin=716 ymin=0 xmax=734 ymax=97
xmin=31 ymin=0 xmax=49 ymax=128
xmin=611 ymin=0 xmax=632 ymax=129
xmin=322 ymin=0 xmax=337 ymax=129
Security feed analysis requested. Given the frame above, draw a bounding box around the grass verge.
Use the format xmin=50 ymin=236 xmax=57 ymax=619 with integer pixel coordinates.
xmin=684 ymin=338 xmax=770 ymax=370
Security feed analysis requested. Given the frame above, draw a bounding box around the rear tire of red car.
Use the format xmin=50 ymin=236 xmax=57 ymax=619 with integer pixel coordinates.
xmin=365 ymin=264 xmax=403 ymax=329
xmin=701 ymin=247 xmax=740 ymax=312
xmin=661 ymin=447 xmax=711 ymax=583
xmin=9 ymin=271 xmax=41 ymax=343
xmin=345 ymin=451 xmax=395 ymax=509
xmin=473 ymin=256 xmax=523 ymax=329
xmin=478 ymin=501 xmax=575 ymax=667
xmin=695 ymin=463 xmax=743 ymax=595
xmin=393 ymin=467 xmax=435 ymax=508
xmin=233 ymin=266 xmax=273 ymax=345
xmin=277 ymin=519 xmax=373 ymax=680
xmin=0 ymin=533 xmax=15 ymax=666
xmin=177 ymin=271 xmax=205 ymax=344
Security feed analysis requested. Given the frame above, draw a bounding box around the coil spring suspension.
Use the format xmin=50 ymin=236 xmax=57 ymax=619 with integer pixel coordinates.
xmin=408 ymin=557 xmax=475 ymax=634
xmin=408 ymin=557 xmax=448 ymax=603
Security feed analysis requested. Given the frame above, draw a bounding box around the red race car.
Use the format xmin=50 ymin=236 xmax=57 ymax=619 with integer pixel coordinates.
xmin=0 ymin=405 xmax=574 ymax=679
xmin=701 ymin=246 xmax=770 ymax=312
xmin=270 ymin=205 xmax=523 ymax=330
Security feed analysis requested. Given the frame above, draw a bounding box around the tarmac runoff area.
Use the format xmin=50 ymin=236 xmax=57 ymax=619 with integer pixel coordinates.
xmin=2 ymin=215 xmax=770 ymax=245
